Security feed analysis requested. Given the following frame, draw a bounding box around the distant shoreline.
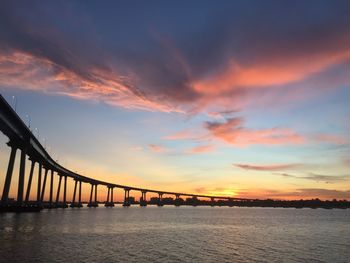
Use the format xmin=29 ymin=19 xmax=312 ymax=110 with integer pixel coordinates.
xmin=1 ymin=198 xmax=349 ymax=213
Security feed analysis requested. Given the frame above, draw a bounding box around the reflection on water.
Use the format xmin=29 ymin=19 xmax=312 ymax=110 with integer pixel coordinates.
xmin=0 ymin=206 xmax=349 ymax=262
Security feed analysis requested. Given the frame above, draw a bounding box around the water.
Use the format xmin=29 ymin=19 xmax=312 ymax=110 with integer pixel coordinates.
xmin=0 ymin=206 xmax=349 ymax=263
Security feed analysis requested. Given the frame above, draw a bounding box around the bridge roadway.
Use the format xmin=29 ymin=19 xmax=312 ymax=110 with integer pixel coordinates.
xmin=0 ymin=95 xmax=251 ymax=211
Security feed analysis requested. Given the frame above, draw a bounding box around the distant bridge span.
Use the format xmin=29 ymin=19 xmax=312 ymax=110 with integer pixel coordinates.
xmin=0 ymin=95 xmax=251 ymax=211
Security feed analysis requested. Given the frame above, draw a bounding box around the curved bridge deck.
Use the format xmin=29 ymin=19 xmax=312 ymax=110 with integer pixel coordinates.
xmin=0 ymin=95 xmax=250 ymax=212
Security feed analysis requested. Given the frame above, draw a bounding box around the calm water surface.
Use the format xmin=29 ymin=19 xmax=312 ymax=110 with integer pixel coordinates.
xmin=0 ymin=206 xmax=349 ymax=263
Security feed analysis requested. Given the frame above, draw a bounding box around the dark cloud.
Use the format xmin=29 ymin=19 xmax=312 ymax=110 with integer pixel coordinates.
xmin=235 ymin=163 xmax=300 ymax=171
xmin=294 ymin=188 xmax=350 ymax=200
xmin=277 ymin=172 xmax=350 ymax=183
xmin=236 ymin=188 xmax=350 ymax=200
xmin=1 ymin=0 xmax=350 ymax=112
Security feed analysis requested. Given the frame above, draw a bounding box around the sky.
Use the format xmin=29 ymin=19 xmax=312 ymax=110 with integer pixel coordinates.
xmin=0 ymin=0 xmax=350 ymax=201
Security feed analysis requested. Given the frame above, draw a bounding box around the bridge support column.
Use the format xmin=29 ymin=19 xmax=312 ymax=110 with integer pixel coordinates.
xmin=1 ymin=145 xmax=17 ymax=205
xmin=55 ymin=175 xmax=62 ymax=207
xmin=17 ymin=148 xmax=27 ymax=206
xmin=211 ymin=197 xmax=215 ymax=207
xmin=111 ymin=187 xmax=114 ymax=204
xmin=88 ymin=184 xmax=93 ymax=206
xmin=228 ymin=198 xmax=234 ymax=207
xmin=175 ymin=194 xmax=181 ymax=206
xmin=140 ymin=191 xmax=147 ymax=206
xmin=49 ymin=170 xmax=54 ymax=208
xmin=123 ymin=189 xmax=130 ymax=206
xmin=70 ymin=180 xmax=78 ymax=207
xmin=78 ymin=181 xmax=82 ymax=207
xmin=87 ymin=183 xmax=98 ymax=207
xmin=192 ymin=196 xmax=198 ymax=207
xmin=40 ymin=169 xmax=49 ymax=202
xmin=63 ymin=176 xmax=67 ymax=208
xmin=25 ymin=160 xmax=35 ymax=204
xmin=105 ymin=186 xmax=114 ymax=207
xmin=157 ymin=193 xmax=163 ymax=207
xmin=37 ymin=163 xmax=42 ymax=205
xmin=94 ymin=184 xmax=98 ymax=206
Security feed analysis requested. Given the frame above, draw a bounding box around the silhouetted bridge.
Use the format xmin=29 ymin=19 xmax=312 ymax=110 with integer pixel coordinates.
xmin=0 ymin=95 xmax=250 ymax=212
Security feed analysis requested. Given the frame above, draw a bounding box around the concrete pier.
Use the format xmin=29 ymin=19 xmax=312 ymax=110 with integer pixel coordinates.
xmin=88 ymin=184 xmax=99 ymax=207
xmin=140 ymin=191 xmax=147 ymax=206
xmin=105 ymin=186 xmax=115 ymax=207
xmin=123 ymin=188 xmax=130 ymax=206
xmin=157 ymin=193 xmax=163 ymax=207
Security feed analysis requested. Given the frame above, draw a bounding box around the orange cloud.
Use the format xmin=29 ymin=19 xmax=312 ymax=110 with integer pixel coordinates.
xmin=235 ymin=163 xmax=300 ymax=171
xmin=193 ymin=46 xmax=350 ymax=95
xmin=205 ymin=117 xmax=304 ymax=146
xmin=0 ymin=51 xmax=181 ymax=112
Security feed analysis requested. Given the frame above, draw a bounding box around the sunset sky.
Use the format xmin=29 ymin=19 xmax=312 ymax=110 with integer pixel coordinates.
xmin=0 ymin=0 xmax=349 ymax=200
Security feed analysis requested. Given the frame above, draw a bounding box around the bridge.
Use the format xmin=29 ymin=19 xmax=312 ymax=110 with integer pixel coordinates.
xmin=0 ymin=95 xmax=250 ymax=212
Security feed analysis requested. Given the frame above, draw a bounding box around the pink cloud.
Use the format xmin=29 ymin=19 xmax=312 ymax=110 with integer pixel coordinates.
xmin=193 ymin=43 xmax=350 ymax=95
xmin=186 ymin=145 xmax=215 ymax=154
xmin=312 ymin=134 xmax=349 ymax=145
xmin=162 ymin=129 xmax=208 ymax=142
xmin=234 ymin=163 xmax=300 ymax=171
xmin=205 ymin=118 xmax=305 ymax=147
xmin=148 ymin=144 xmax=168 ymax=153
xmin=2 ymin=4 xmax=350 ymax=118
xmin=0 ymin=51 xmax=182 ymax=112
xmin=162 ymin=130 xmax=194 ymax=140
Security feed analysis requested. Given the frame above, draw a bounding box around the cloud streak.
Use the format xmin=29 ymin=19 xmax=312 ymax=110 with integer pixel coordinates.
xmin=235 ymin=163 xmax=300 ymax=171
xmin=148 ymin=144 xmax=169 ymax=153
xmin=277 ymin=172 xmax=350 ymax=184
xmin=186 ymin=144 xmax=215 ymax=154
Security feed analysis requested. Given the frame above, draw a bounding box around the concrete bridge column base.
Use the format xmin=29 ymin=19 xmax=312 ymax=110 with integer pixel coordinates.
xmin=140 ymin=201 xmax=147 ymax=206
xmin=0 ymin=203 xmax=42 ymax=212
xmin=70 ymin=202 xmax=83 ymax=208
xmin=87 ymin=202 xmax=99 ymax=207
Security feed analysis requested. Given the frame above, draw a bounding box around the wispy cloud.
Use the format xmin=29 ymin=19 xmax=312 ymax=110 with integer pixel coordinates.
xmin=148 ymin=144 xmax=169 ymax=153
xmin=186 ymin=144 xmax=215 ymax=154
xmin=235 ymin=163 xmax=300 ymax=171
xmin=312 ymin=133 xmax=349 ymax=145
xmin=277 ymin=172 xmax=350 ymax=184
xmin=234 ymin=188 xmax=350 ymax=200
xmin=162 ymin=128 xmax=209 ymax=143
xmin=162 ymin=130 xmax=194 ymax=140
xmin=345 ymin=159 xmax=350 ymax=167
xmin=207 ymin=109 xmax=238 ymax=119
xmin=130 ymin=146 xmax=144 ymax=152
